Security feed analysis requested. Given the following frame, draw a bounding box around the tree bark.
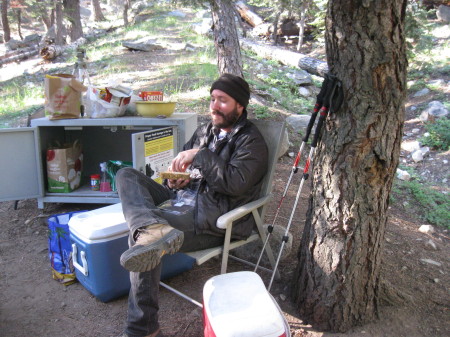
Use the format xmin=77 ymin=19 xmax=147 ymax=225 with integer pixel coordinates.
xmin=292 ymin=0 xmax=408 ymax=332
xmin=1 ymin=0 xmax=11 ymax=42
xmin=210 ymin=0 xmax=243 ymax=77
xmin=91 ymin=0 xmax=106 ymax=21
xmin=63 ymin=0 xmax=83 ymax=41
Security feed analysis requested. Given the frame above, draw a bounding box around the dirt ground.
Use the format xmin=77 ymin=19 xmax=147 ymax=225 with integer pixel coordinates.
xmin=1 ymin=8 xmax=449 ymax=337
xmin=0 ymin=155 xmax=449 ymax=337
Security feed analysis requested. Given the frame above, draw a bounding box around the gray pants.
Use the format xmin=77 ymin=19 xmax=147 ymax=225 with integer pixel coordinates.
xmin=116 ymin=167 xmax=223 ymax=337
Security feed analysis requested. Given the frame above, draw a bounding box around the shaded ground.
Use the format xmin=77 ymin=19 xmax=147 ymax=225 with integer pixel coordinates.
xmin=1 ymin=8 xmax=449 ymax=337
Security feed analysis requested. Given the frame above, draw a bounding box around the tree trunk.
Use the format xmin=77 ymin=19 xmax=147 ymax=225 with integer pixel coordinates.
xmin=55 ymin=0 xmax=64 ymax=45
xmin=63 ymin=0 xmax=83 ymax=41
xmin=210 ymin=0 xmax=243 ymax=77
xmin=17 ymin=9 xmax=23 ymax=40
xmin=123 ymin=0 xmax=130 ymax=27
xmin=1 ymin=0 xmax=11 ymax=42
xmin=292 ymin=0 xmax=408 ymax=332
xmin=297 ymin=0 xmax=310 ymax=51
xmin=91 ymin=0 xmax=106 ymax=21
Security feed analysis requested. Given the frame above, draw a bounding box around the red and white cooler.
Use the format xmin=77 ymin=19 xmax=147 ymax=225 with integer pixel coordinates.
xmin=203 ymin=271 xmax=290 ymax=337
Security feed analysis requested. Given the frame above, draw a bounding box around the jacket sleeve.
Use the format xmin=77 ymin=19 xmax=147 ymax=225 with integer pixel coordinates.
xmin=191 ymin=128 xmax=268 ymax=196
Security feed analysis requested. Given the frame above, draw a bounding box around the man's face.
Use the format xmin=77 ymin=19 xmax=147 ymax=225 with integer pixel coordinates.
xmin=210 ymin=89 xmax=244 ymax=131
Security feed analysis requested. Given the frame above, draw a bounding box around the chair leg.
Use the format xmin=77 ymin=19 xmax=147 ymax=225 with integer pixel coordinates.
xmin=220 ymin=225 xmax=233 ymax=274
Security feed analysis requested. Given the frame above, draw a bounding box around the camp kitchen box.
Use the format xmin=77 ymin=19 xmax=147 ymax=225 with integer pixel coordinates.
xmin=203 ymin=271 xmax=291 ymax=337
xmin=68 ymin=202 xmax=195 ymax=302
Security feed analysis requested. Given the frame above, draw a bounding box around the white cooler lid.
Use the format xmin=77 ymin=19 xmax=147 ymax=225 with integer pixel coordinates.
xmin=203 ymin=271 xmax=286 ymax=337
xmin=68 ymin=203 xmax=128 ymax=242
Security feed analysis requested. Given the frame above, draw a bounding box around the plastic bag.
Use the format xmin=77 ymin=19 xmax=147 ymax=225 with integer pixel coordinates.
xmin=85 ymin=85 xmax=132 ymax=118
xmin=105 ymin=160 xmax=133 ymax=191
xmin=158 ymin=188 xmax=198 ymax=215
xmin=48 ymin=211 xmax=86 ymax=285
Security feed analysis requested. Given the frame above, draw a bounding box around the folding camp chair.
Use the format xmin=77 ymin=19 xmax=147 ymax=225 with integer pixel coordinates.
xmin=160 ymin=120 xmax=286 ymax=304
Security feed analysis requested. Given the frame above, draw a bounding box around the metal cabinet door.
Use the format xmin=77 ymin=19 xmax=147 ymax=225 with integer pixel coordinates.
xmin=0 ymin=127 xmax=42 ymax=201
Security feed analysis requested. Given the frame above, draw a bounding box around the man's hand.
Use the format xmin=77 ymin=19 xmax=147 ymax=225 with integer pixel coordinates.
xmin=167 ymin=177 xmax=190 ymax=190
xmin=166 ymin=149 xmax=199 ymax=189
xmin=170 ymin=149 xmax=199 ymax=172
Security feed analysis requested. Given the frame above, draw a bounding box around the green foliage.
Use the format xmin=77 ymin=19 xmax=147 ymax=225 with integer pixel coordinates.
xmin=250 ymin=105 xmax=274 ymax=119
xmin=392 ymin=175 xmax=450 ymax=229
xmin=419 ymin=118 xmax=450 ymax=151
xmin=406 ymin=181 xmax=449 ymax=228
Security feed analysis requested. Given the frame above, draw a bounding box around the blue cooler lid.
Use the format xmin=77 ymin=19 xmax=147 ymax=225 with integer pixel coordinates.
xmin=68 ymin=203 xmax=129 ymax=242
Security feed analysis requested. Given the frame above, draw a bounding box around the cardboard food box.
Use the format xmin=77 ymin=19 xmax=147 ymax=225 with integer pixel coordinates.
xmin=68 ymin=203 xmax=195 ymax=302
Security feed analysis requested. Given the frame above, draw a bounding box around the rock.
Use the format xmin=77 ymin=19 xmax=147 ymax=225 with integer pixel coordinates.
xmin=122 ymin=38 xmax=164 ymax=52
xmin=285 ymin=114 xmax=315 ymax=135
xmin=437 ymin=5 xmax=450 ymax=22
xmin=168 ymin=10 xmax=187 ymax=18
xmin=285 ymin=69 xmax=312 ymax=86
xmin=401 ymin=140 xmax=420 ymax=152
xmin=192 ymin=19 xmax=213 ymax=35
xmin=420 ymin=258 xmax=441 ymax=267
xmin=413 ymin=88 xmax=430 ymax=97
xmin=420 ymin=146 xmax=430 ymax=157
xmin=279 ymin=294 xmax=287 ymax=301
xmin=411 ymin=128 xmax=420 ymax=134
xmin=298 ymin=86 xmax=311 ymax=97
xmin=419 ymin=224 xmax=435 ymax=234
xmin=419 ymin=101 xmax=449 ymax=122
xmin=411 ymin=150 xmax=423 ymax=162
xmin=425 ymin=239 xmax=438 ymax=251
xmin=396 ymin=168 xmax=411 ymax=181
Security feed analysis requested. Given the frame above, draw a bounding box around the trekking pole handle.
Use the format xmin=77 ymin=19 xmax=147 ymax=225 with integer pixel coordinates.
xmin=302 ymin=74 xmax=330 ymax=143
xmin=311 ymin=110 xmax=327 ymax=148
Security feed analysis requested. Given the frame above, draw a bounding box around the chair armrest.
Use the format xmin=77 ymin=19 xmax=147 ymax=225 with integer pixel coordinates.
xmin=216 ymin=194 xmax=271 ymax=229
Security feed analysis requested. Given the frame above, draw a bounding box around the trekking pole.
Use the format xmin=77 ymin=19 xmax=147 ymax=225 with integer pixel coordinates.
xmin=253 ymin=75 xmax=332 ymax=273
xmin=267 ymin=75 xmax=342 ymax=291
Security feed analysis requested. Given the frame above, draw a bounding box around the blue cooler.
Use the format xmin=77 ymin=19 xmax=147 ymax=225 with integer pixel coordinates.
xmin=68 ymin=203 xmax=195 ymax=302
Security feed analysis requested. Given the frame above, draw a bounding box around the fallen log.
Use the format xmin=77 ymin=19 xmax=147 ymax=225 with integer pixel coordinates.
xmin=240 ymin=37 xmax=328 ymax=77
xmin=40 ymin=45 xmax=64 ymax=60
xmin=0 ymin=48 xmax=39 ymax=66
xmin=235 ymin=1 xmax=264 ymax=27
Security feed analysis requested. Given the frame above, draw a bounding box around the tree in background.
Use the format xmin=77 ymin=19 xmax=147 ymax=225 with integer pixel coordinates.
xmin=91 ymin=0 xmax=105 ymax=21
xmin=210 ymin=0 xmax=243 ymax=76
xmin=292 ymin=0 xmax=408 ymax=332
xmin=1 ymin=0 xmax=11 ymax=42
xmin=63 ymin=0 xmax=83 ymax=41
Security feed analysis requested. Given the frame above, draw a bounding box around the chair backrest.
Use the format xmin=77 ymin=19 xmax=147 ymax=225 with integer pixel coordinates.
xmin=251 ymin=119 xmax=286 ymax=200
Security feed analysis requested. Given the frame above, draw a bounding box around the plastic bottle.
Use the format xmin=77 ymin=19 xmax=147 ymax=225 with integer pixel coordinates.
xmin=90 ymin=174 xmax=100 ymax=191
xmin=99 ymin=162 xmax=112 ymax=192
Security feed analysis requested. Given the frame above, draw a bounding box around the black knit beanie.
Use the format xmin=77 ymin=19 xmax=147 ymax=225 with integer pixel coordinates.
xmin=210 ymin=73 xmax=250 ymax=108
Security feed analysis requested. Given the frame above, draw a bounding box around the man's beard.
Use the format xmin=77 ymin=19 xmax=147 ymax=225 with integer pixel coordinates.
xmin=211 ymin=106 xmax=240 ymax=129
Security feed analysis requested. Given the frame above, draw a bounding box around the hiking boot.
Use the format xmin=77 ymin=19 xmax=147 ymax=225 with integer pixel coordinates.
xmin=120 ymin=224 xmax=184 ymax=272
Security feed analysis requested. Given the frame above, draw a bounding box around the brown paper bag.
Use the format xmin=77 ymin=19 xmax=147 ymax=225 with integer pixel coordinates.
xmin=44 ymin=74 xmax=87 ymax=120
xmin=47 ymin=141 xmax=83 ymax=193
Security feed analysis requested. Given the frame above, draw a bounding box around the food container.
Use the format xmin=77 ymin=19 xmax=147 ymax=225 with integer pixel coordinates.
xmin=135 ymin=101 xmax=176 ymax=118
xmin=139 ymin=91 xmax=164 ymax=101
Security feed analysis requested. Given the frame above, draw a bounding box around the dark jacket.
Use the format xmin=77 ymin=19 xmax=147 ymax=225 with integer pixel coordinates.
xmin=185 ymin=112 xmax=268 ymax=240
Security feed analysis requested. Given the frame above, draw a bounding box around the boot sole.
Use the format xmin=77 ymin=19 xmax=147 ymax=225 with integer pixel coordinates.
xmin=120 ymin=228 xmax=184 ymax=273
